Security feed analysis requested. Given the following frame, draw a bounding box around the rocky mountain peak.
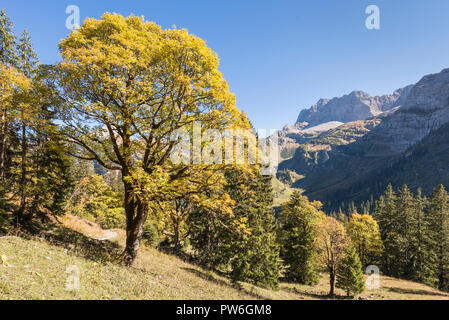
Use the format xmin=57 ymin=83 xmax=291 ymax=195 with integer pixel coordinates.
xmin=371 ymin=68 xmax=449 ymax=153
xmin=296 ymin=86 xmax=412 ymax=128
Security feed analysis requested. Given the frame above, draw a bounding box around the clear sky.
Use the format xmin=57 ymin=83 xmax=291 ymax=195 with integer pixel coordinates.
xmin=3 ymin=0 xmax=449 ymax=132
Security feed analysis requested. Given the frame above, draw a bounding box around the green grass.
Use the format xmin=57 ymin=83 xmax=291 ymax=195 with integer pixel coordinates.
xmin=272 ymin=177 xmax=298 ymax=207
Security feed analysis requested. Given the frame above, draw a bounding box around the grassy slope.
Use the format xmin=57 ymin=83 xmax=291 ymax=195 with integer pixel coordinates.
xmin=272 ymin=177 xmax=296 ymax=208
xmin=0 ymin=215 xmax=448 ymax=300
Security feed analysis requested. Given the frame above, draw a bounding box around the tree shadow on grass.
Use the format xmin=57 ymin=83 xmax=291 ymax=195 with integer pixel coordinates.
xmin=181 ymin=267 xmax=267 ymax=299
xmin=19 ymin=219 xmax=122 ymax=264
xmin=387 ymin=286 xmax=449 ymax=297
xmin=281 ymin=286 xmax=353 ymax=300
xmin=157 ymin=244 xmax=196 ymax=265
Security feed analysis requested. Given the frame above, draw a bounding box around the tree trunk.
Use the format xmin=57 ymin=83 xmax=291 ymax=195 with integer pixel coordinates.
xmin=17 ymin=120 xmax=27 ymax=224
xmin=172 ymin=217 xmax=182 ymax=251
xmin=122 ymin=179 xmax=148 ymax=265
xmin=0 ymin=107 xmax=7 ymax=182
xmin=329 ymin=268 xmax=336 ymax=296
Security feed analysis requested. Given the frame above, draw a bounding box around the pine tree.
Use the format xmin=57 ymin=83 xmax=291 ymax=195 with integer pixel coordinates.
xmin=0 ymin=185 xmax=12 ymax=232
xmin=0 ymin=9 xmax=18 ymax=182
xmin=395 ymin=184 xmax=417 ymax=278
xmin=230 ymin=205 xmax=281 ymax=289
xmin=374 ymin=184 xmax=402 ymax=277
xmin=15 ymin=29 xmax=38 ymax=222
xmin=336 ymin=246 xmax=365 ymax=297
xmin=227 ymin=169 xmax=281 ymax=289
xmin=336 ymin=208 xmax=349 ymax=226
xmin=21 ymin=82 xmax=73 ymax=221
xmin=278 ymin=190 xmax=324 ymax=285
xmin=410 ymin=189 xmax=436 ymax=286
xmin=426 ymin=185 xmax=449 ymax=291
xmin=0 ymin=9 xmax=18 ymax=65
xmin=188 ymin=204 xmax=233 ymax=269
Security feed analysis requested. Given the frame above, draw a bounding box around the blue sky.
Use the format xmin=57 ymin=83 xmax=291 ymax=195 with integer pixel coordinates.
xmin=3 ymin=0 xmax=449 ymax=132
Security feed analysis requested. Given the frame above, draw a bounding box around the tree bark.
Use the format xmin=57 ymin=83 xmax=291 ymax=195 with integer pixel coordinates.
xmin=329 ymin=267 xmax=336 ymax=296
xmin=17 ymin=120 xmax=27 ymax=224
xmin=0 ymin=107 xmax=7 ymax=182
xmin=172 ymin=217 xmax=182 ymax=251
xmin=122 ymin=178 xmax=148 ymax=265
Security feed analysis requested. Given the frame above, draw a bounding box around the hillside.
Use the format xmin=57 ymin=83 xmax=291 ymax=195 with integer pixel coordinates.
xmin=277 ymin=118 xmax=382 ymax=178
xmin=315 ymin=120 xmax=449 ymax=204
xmin=1 ymin=216 xmax=448 ymax=300
xmin=274 ymin=68 xmax=449 ymax=211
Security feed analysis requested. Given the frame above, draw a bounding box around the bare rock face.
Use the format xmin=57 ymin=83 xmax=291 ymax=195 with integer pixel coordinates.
xmin=288 ymin=68 xmax=449 ymax=155
xmin=368 ymin=68 xmax=449 ymax=153
xmin=296 ymin=86 xmax=412 ymax=128
xmin=272 ymin=84 xmax=412 ymax=161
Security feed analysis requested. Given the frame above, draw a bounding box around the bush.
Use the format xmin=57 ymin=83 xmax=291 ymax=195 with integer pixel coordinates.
xmin=100 ymin=208 xmax=126 ymax=229
xmin=142 ymin=222 xmax=161 ymax=248
xmin=0 ymin=187 xmax=13 ymax=233
xmin=66 ymin=174 xmax=124 ymax=228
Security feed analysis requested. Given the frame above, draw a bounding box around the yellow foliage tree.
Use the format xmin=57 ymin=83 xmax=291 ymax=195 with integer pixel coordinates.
xmin=0 ymin=63 xmax=30 ymax=182
xmin=51 ymin=13 xmax=248 ymax=264
xmin=317 ymin=216 xmax=349 ymax=296
xmin=347 ymin=213 xmax=383 ymax=268
xmin=154 ymin=166 xmax=234 ymax=250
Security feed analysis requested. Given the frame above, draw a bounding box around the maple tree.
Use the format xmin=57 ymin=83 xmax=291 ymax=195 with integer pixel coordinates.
xmin=51 ymin=13 xmax=247 ymax=264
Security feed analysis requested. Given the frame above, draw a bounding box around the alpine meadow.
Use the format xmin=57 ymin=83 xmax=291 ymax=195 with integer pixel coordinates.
xmin=2 ymin=1 xmax=449 ymax=309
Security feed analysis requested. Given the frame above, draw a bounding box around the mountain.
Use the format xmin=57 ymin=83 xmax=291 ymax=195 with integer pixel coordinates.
xmin=296 ymin=86 xmax=412 ymax=128
xmin=361 ymin=68 xmax=449 ymax=154
xmin=273 ymin=84 xmax=412 ymax=163
xmin=276 ymin=68 xmax=449 ymax=212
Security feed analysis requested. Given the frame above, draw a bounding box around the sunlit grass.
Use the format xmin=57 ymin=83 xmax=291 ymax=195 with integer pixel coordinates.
xmin=0 ymin=215 xmax=448 ymax=300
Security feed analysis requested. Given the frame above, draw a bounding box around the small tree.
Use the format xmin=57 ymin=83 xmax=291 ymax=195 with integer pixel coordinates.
xmin=318 ymin=216 xmax=349 ymax=296
xmin=66 ymin=173 xmax=124 ymax=228
xmin=347 ymin=213 xmax=383 ymax=268
xmin=278 ymin=190 xmax=325 ymax=285
xmin=336 ymin=246 xmax=365 ymax=297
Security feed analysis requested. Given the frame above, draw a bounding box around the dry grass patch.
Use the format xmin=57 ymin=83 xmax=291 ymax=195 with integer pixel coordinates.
xmin=0 ymin=215 xmax=448 ymax=300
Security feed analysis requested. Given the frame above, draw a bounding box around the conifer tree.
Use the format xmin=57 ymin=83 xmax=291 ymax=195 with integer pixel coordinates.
xmin=188 ymin=166 xmax=281 ymax=288
xmin=227 ymin=169 xmax=281 ymax=289
xmin=15 ymin=29 xmax=38 ymax=222
xmin=395 ymin=184 xmax=417 ymax=278
xmin=410 ymin=189 xmax=436 ymax=285
xmin=336 ymin=246 xmax=365 ymax=297
xmin=278 ymin=190 xmax=324 ymax=285
xmin=374 ymin=184 xmax=402 ymax=277
xmin=0 ymin=9 xmax=17 ymax=65
xmin=336 ymin=208 xmax=349 ymax=226
xmin=188 ymin=204 xmax=233 ymax=269
xmin=0 ymin=9 xmax=18 ymax=182
xmin=426 ymin=185 xmax=449 ymax=291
